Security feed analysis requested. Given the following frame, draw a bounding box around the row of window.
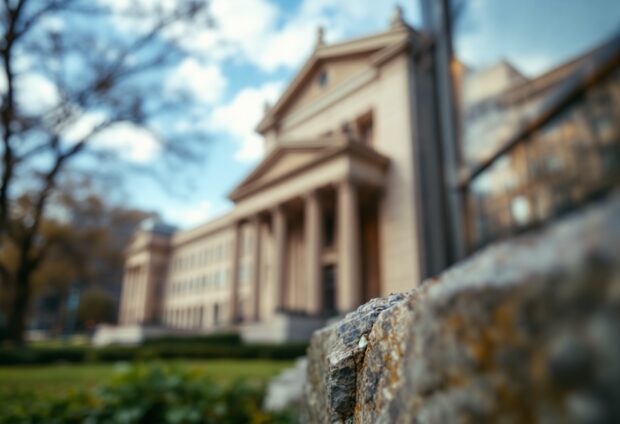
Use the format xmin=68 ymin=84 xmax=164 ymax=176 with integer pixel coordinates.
xmin=171 ymin=240 xmax=232 ymax=272
xmin=170 ymin=233 xmax=255 ymax=273
xmin=168 ymin=269 xmax=230 ymax=295
xmin=163 ymin=303 xmax=223 ymax=329
xmin=167 ymin=263 xmax=254 ymax=297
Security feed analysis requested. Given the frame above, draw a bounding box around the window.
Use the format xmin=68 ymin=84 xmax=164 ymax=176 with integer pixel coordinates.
xmin=317 ymin=70 xmax=329 ymax=88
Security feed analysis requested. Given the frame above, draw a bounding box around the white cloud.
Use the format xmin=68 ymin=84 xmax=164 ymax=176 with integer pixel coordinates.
xmin=16 ymin=73 xmax=60 ymax=114
xmin=209 ymin=81 xmax=284 ymax=162
xmin=179 ymin=0 xmax=417 ymax=73
xmin=258 ymin=19 xmax=320 ymax=71
xmin=62 ymin=114 xmax=162 ymax=163
xmin=92 ymin=121 xmax=162 ymax=163
xmin=0 ymin=71 xmax=6 ymax=95
xmin=180 ymin=0 xmax=280 ymax=68
xmin=63 ymin=112 xmax=108 ymax=144
xmin=63 ymin=114 xmax=162 ymax=163
xmin=164 ymin=200 xmax=213 ymax=227
xmin=165 ymin=58 xmax=227 ymax=104
xmin=183 ymin=0 xmax=318 ymax=72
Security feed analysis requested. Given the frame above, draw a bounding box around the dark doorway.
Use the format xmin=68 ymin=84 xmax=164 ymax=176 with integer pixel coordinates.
xmin=322 ymin=265 xmax=337 ymax=317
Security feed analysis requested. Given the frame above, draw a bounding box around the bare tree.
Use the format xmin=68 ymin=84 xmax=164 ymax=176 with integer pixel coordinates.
xmin=0 ymin=0 xmax=212 ymax=344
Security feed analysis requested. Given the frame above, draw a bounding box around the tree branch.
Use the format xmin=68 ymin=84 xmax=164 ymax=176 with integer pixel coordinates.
xmin=0 ymin=0 xmax=29 ymax=239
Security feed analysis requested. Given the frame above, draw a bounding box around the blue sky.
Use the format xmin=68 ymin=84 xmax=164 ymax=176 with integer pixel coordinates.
xmin=115 ymin=0 xmax=618 ymax=229
xmin=453 ymin=0 xmax=620 ymax=76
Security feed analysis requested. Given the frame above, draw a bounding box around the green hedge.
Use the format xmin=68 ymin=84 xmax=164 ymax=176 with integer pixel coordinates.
xmin=1 ymin=363 xmax=297 ymax=423
xmin=0 ymin=347 xmax=88 ymax=365
xmin=143 ymin=332 xmax=242 ymax=347
xmin=0 ymin=342 xmax=308 ymax=365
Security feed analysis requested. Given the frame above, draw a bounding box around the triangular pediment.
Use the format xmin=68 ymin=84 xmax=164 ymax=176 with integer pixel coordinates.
xmin=230 ymin=143 xmax=330 ymax=199
xmin=257 ymin=25 xmax=420 ymax=133
xmin=252 ymin=149 xmax=324 ymax=186
xmin=229 ymin=138 xmax=391 ymax=202
xmin=284 ymin=54 xmax=374 ymax=117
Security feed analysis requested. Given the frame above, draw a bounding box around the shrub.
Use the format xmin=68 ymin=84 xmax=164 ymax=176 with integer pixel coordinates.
xmin=0 ymin=363 xmax=297 ymax=423
xmin=143 ymin=332 xmax=242 ymax=347
xmin=0 ymin=347 xmax=88 ymax=365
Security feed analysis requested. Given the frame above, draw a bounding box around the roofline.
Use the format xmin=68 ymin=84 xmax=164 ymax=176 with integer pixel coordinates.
xmin=499 ymin=35 xmax=615 ymax=106
xmin=230 ymin=136 xmax=348 ymax=193
xmin=171 ymin=211 xmax=234 ymax=248
xmin=256 ymin=24 xmax=420 ymax=134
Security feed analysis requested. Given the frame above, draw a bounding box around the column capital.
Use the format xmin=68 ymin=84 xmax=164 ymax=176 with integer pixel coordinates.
xmin=339 ymin=178 xmax=358 ymax=189
xmin=303 ymin=187 xmax=322 ymax=201
xmin=270 ymin=204 xmax=290 ymax=225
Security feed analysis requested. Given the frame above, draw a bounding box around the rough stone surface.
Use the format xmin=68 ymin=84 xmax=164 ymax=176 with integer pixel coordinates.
xmin=303 ymin=194 xmax=620 ymax=423
xmin=303 ymin=293 xmax=405 ymax=423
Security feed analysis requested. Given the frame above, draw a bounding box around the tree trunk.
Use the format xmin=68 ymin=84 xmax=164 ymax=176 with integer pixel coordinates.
xmin=7 ymin=262 xmax=32 ymax=346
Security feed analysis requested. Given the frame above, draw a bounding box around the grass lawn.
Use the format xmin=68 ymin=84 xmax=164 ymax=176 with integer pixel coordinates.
xmin=0 ymin=359 xmax=293 ymax=399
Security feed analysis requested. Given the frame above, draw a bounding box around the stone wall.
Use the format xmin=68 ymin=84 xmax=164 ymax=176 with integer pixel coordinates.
xmin=303 ymin=193 xmax=620 ymax=423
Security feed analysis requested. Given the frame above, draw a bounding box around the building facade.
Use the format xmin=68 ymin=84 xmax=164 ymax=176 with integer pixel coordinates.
xmin=118 ymin=12 xmax=454 ymax=341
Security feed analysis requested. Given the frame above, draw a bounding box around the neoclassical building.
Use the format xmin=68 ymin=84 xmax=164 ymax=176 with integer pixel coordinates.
xmin=118 ymin=11 xmax=453 ymax=341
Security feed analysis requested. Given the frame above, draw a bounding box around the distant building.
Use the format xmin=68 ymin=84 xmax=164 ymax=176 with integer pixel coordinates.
xmin=458 ymin=37 xmax=620 ymax=248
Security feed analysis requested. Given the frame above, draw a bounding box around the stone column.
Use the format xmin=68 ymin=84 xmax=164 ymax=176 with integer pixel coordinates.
xmin=250 ymin=216 xmax=262 ymax=321
xmin=272 ymin=205 xmax=287 ymax=312
xmin=337 ymin=180 xmax=362 ymax=312
xmin=305 ymin=190 xmax=323 ymax=315
xmin=229 ymin=220 xmax=242 ymax=323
